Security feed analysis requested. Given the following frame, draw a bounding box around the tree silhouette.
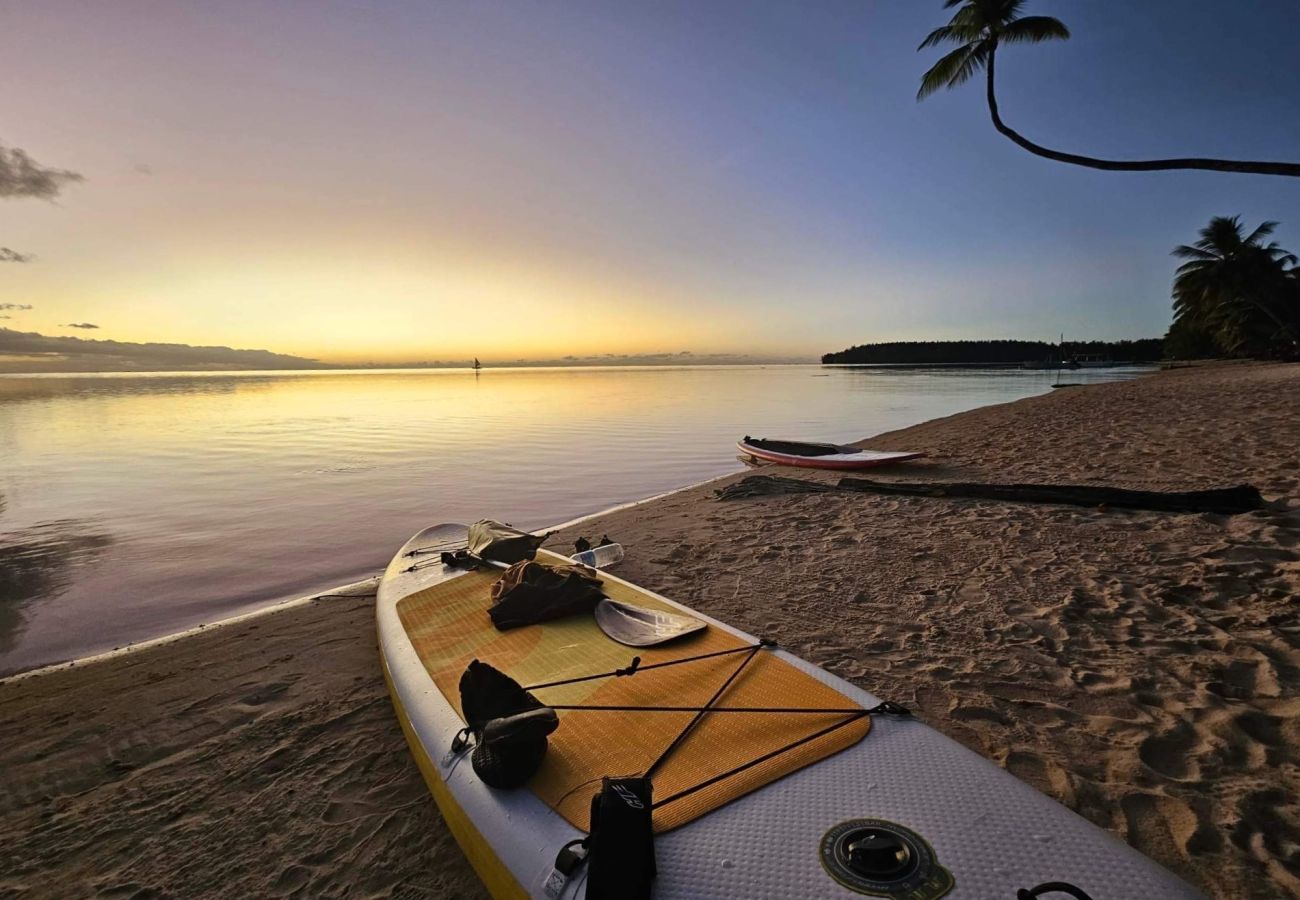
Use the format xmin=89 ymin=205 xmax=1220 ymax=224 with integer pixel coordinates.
xmin=1172 ymin=217 xmax=1299 ymax=356
xmin=919 ymin=0 xmax=1300 ymax=178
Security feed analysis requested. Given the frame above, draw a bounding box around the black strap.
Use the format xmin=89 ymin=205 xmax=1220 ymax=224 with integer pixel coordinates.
xmin=644 ymin=642 xmax=766 ymax=780
xmin=403 ymin=538 xmax=468 ymax=557
xmin=651 ymin=709 xmax=871 ymax=810
xmin=546 ymin=703 xmax=867 ymax=714
xmin=521 ymin=642 xmax=771 ymax=691
xmin=1017 ymin=883 xmax=1095 ymax=900
xmin=553 ymin=837 xmax=588 ymax=876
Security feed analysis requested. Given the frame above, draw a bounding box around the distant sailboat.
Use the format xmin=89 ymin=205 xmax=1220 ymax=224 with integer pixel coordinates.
xmin=1051 ymin=333 xmax=1082 ymax=389
xmin=472 ymin=357 xmax=482 ymax=373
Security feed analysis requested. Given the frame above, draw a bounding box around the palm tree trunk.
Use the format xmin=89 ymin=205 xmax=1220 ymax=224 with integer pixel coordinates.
xmin=984 ymin=44 xmax=1300 ymax=178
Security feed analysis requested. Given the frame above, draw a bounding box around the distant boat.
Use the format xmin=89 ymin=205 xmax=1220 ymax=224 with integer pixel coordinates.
xmin=1074 ymin=355 xmax=1129 ymax=368
xmin=472 ymin=357 xmax=482 ymax=372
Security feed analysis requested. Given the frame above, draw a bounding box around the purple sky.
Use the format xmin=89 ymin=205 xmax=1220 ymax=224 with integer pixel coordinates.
xmin=2 ymin=1 xmax=1298 ymax=362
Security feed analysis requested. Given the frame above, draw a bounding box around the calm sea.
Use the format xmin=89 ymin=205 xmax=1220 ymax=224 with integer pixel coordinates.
xmin=0 ymin=364 xmax=1146 ymax=673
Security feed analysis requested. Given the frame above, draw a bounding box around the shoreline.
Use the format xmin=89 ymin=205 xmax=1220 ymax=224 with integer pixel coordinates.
xmin=1 ymin=470 xmax=744 ymax=684
xmin=2 ymin=361 xmax=1297 ymax=899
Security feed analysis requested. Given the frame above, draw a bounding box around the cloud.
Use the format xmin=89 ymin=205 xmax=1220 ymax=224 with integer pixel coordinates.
xmin=0 ymin=303 xmax=33 ymax=311
xmin=0 ymin=144 xmax=83 ymax=200
xmin=0 ymin=315 xmax=9 ymax=320
xmin=0 ymin=247 xmax=33 ymax=263
xmin=132 ymin=163 xmax=153 ymax=176
xmin=62 ymin=322 xmax=100 ymax=329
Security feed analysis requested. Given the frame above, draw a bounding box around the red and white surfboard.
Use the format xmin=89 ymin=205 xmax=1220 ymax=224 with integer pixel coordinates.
xmin=737 ymin=437 xmax=925 ymax=470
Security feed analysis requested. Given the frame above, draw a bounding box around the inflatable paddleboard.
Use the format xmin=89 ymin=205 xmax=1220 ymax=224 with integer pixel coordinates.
xmin=378 ymin=524 xmax=1202 ymax=899
xmin=738 ymin=437 xmax=925 ymax=470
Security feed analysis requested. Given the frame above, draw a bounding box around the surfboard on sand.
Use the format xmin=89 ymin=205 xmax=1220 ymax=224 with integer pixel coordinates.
xmin=737 ymin=437 xmax=925 ymax=470
xmin=378 ymin=523 xmax=1202 ymax=899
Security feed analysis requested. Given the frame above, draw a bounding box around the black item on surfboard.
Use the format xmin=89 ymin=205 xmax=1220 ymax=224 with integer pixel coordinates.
xmin=440 ymin=548 xmax=480 ymax=569
xmin=584 ymin=776 xmax=656 ymax=900
xmin=466 ymin=519 xmax=548 ymax=566
xmin=458 ymin=660 xmax=557 ymax=789
xmin=488 ymin=560 xmax=606 ymax=631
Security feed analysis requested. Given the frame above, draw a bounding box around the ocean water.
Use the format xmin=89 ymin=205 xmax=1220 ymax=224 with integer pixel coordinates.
xmin=0 ymin=364 xmax=1146 ymax=673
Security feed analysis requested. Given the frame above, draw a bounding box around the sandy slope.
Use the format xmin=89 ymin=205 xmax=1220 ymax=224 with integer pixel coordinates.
xmin=1 ymin=362 xmax=1297 ymax=899
xmin=0 ymin=590 xmax=489 ymax=900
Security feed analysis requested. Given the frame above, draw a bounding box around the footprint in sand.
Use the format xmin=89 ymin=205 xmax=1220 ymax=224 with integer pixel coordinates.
xmin=1138 ymin=719 xmax=1200 ymax=780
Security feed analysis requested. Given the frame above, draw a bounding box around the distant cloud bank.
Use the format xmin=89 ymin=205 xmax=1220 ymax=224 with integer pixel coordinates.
xmin=0 ymin=248 xmax=33 ymax=262
xmin=62 ymin=322 xmax=101 ymax=329
xmin=0 ymin=144 xmax=83 ymax=200
xmin=0 ymin=303 xmax=34 ymax=311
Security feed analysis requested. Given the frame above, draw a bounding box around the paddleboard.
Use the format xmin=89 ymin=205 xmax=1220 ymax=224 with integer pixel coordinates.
xmin=378 ymin=524 xmax=1202 ymax=899
xmin=737 ymin=438 xmax=925 ymax=471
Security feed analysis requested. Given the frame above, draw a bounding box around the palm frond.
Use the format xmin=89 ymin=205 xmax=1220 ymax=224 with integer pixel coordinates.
xmin=918 ymin=43 xmax=987 ymax=100
xmin=998 ymin=15 xmax=1070 ymax=43
xmin=918 ymin=25 xmax=961 ymax=50
xmin=1172 ymin=245 xmax=1218 ymax=262
xmin=1243 ymin=220 xmax=1279 ymax=245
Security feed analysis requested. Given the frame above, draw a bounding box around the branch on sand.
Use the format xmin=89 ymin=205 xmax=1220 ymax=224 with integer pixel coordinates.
xmin=715 ymin=475 xmax=1264 ymax=515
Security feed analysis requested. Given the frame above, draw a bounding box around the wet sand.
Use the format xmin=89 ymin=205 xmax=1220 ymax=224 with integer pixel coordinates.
xmin=2 ymin=362 xmax=1297 ymax=899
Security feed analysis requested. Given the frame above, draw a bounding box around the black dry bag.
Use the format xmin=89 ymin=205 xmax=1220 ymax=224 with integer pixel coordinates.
xmin=585 ymin=776 xmax=656 ymax=900
xmin=458 ymin=660 xmax=557 ymax=789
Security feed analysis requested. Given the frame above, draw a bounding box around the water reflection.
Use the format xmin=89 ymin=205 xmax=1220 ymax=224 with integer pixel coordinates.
xmin=0 ymin=522 xmax=112 ymax=661
xmin=0 ymin=365 xmax=1143 ymax=672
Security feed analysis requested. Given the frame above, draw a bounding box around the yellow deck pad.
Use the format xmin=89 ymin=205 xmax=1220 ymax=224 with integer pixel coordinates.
xmin=397 ymin=556 xmax=870 ymax=833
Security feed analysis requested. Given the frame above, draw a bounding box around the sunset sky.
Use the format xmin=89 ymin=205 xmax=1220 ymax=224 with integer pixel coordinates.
xmin=3 ymin=1 xmax=1299 ymax=364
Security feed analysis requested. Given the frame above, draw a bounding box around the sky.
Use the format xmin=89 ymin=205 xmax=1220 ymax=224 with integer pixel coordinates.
xmin=2 ymin=0 xmax=1299 ymax=364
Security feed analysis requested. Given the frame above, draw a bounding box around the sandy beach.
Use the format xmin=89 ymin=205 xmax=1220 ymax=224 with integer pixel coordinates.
xmin=2 ymin=362 xmax=1297 ymax=900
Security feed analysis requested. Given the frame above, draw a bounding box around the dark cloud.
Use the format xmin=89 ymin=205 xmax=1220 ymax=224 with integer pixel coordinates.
xmin=62 ymin=322 xmax=100 ymax=329
xmin=0 ymin=315 xmax=9 ymax=320
xmin=0 ymin=144 xmax=83 ymax=200
xmin=133 ymin=163 xmax=153 ymax=175
xmin=0 ymin=303 xmax=33 ymax=311
xmin=0 ymin=248 xmax=33 ymax=263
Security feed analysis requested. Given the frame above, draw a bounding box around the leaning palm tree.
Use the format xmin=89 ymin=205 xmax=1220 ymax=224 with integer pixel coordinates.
xmin=918 ymin=1 xmax=1300 ymax=178
xmin=1172 ymin=217 xmax=1299 ymax=355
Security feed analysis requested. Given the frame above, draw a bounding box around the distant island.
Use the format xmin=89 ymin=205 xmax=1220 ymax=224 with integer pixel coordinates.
xmin=0 ymin=328 xmax=330 ymax=374
xmin=0 ymin=328 xmax=811 ymax=374
xmin=821 ymin=339 xmax=1164 ymax=366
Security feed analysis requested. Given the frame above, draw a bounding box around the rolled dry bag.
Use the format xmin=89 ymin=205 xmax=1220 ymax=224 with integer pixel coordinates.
xmin=466 ymin=519 xmax=547 ymax=566
xmin=585 ymin=777 xmax=656 ymax=900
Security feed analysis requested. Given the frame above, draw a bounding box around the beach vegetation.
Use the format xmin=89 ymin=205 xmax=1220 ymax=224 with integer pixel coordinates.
xmin=821 ymin=339 xmax=1163 ymax=366
xmin=918 ymin=1 xmax=1300 ymax=178
xmin=1170 ymin=217 xmax=1300 ymax=359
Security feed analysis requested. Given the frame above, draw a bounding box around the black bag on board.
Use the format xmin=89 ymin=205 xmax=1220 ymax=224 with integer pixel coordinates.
xmin=488 ymin=560 xmax=606 ymax=630
xmin=466 ymin=519 xmax=548 ymax=566
xmin=584 ymin=776 xmax=656 ymax=900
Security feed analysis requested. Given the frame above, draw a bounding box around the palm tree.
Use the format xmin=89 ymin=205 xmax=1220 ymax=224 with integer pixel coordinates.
xmin=1172 ymin=217 xmax=1299 ymax=356
xmin=918 ymin=1 xmax=1300 ymax=178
